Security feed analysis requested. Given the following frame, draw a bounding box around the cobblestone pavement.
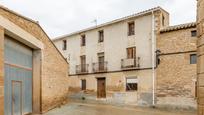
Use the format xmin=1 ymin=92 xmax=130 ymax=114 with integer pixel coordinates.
xmin=43 ymin=101 xmax=196 ymax=115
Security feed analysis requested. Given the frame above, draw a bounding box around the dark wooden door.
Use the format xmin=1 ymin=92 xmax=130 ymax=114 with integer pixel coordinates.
xmin=97 ymin=78 xmax=106 ymax=98
xmin=81 ymin=80 xmax=86 ymax=90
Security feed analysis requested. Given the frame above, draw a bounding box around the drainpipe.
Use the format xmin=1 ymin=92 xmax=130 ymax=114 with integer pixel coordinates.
xmin=151 ymin=11 xmax=156 ymax=107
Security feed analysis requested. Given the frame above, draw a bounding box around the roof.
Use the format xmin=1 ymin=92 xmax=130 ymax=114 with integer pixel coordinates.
xmin=160 ymin=22 xmax=196 ymax=33
xmin=0 ymin=5 xmax=68 ymax=64
xmin=0 ymin=5 xmax=38 ymax=24
xmin=53 ymin=6 xmax=168 ymax=41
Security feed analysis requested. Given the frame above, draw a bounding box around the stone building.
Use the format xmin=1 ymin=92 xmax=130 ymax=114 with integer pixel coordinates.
xmin=197 ymin=0 xmax=204 ymax=114
xmin=0 ymin=6 xmax=69 ymax=115
xmin=53 ymin=7 xmax=169 ymax=106
xmin=157 ymin=22 xmax=197 ymax=109
xmin=53 ymin=6 xmax=199 ymax=110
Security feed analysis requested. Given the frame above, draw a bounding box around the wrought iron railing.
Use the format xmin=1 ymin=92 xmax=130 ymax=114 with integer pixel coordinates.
xmin=92 ymin=62 xmax=108 ymax=73
xmin=121 ymin=57 xmax=140 ymax=69
xmin=76 ymin=64 xmax=89 ymax=74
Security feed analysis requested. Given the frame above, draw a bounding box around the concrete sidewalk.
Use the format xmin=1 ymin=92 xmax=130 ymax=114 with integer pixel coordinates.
xmin=43 ymin=101 xmax=196 ymax=115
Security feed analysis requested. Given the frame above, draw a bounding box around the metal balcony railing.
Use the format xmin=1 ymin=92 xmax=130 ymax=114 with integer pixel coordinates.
xmin=76 ymin=64 xmax=89 ymax=74
xmin=92 ymin=62 xmax=108 ymax=73
xmin=121 ymin=57 xmax=140 ymax=70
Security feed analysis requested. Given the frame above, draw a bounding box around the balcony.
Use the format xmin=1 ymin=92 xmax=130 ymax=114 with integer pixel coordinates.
xmin=121 ymin=57 xmax=140 ymax=70
xmin=92 ymin=62 xmax=108 ymax=73
xmin=76 ymin=64 xmax=89 ymax=74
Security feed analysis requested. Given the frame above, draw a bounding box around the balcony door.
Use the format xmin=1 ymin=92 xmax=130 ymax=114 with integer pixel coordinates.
xmin=80 ymin=55 xmax=86 ymax=72
xmin=98 ymin=53 xmax=104 ymax=71
xmin=127 ymin=47 xmax=136 ymax=59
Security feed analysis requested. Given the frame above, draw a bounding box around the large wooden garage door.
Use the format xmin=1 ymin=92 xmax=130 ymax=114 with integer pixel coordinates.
xmin=4 ymin=37 xmax=33 ymax=115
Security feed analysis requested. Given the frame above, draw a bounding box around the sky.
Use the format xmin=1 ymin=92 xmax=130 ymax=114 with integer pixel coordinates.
xmin=0 ymin=0 xmax=197 ymax=39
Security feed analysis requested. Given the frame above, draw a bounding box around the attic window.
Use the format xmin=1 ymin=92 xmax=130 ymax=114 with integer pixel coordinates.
xmin=62 ymin=40 xmax=67 ymax=50
xmin=81 ymin=35 xmax=86 ymax=46
xmin=128 ymin=22 xmax=135 ymax=36
xmin=191 ymin=30 xmax=197 ymax=37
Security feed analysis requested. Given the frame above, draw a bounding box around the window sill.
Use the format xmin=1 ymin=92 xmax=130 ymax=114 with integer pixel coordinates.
xmin=126 ymin=90 xmax=137 ymax=92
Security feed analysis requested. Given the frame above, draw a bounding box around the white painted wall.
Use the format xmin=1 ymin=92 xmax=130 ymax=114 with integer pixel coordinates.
xmin=54 ymin=13 xmax=163 ymax=75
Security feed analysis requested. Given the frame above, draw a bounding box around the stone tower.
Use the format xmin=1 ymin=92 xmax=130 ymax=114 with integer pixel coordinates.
xmin=197 ymin=0 xmax=204 ymax=114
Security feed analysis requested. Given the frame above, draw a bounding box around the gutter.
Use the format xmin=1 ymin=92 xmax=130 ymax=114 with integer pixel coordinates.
xmin=151 ymin=11 xmax=156 ymax=107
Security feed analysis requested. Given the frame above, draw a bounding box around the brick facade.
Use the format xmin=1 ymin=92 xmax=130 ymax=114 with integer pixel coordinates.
xmin=157 ymin=27 xmax=197 ymax=109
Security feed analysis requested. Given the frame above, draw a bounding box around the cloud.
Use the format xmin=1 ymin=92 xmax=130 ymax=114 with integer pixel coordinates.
xmin=0 ymin=0 xmax=196 ymax=38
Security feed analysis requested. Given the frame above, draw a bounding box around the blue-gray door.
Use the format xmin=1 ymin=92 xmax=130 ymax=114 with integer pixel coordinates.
xmin=4 ymin=37 xmax=33 ymax=115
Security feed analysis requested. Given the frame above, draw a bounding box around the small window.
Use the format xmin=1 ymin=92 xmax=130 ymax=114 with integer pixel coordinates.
xmin=195 ymin=81 xmax=197 ymax=98
xmin=190 ymin=54 xmax=197 ymax=64
xmin=81 ymin=79 xmax=86 ymax=90
xmin=98 ymin=30 xmax=104 ymax=43
xmin=191 ymin=30 xmax=197 ymax=37
xmin=126 ymin=78 xmax=138 ymax=91
xmin=81 ymin=35 xmax=86 ymax=46
xmin=162 ymin=15 xmax=165 ymax=26
xmin=62 ymin=40 xmax=67 ymax=50
xmin=128 ymin=22 xmax=135 ymax=36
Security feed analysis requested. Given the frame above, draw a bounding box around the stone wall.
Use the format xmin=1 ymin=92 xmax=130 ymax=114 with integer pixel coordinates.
xmin=157 ymin=27 xmax=197 ymax=109
xmin=197 ymin=0 xmax=204 ymax=114
xmin=0 ymin=7 xmax=69 ymax=113
xmin=0 ymin=26 xmax=4 ymax=115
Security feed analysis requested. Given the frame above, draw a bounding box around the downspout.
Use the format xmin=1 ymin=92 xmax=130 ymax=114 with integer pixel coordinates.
xmin=151 ymin=11 xmax=156 ymax=107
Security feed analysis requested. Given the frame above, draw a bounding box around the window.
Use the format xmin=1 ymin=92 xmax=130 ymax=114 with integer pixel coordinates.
xmin=195 ymin=81 xmax=197 ymax=98
xmin=80 ymin=55 xmax=86 ymax=65
xmin=190 ymin=54 xmax=197 ymax=64
xmin=191 ymin=30 xmax=197 ymax=37
xmin=128 ymin=22 xmax=135 ymax=36
xmin=98 ymin=30 xmax=104 ymax=42
xmin=80 ymin=55 xmax=86 ymax=72
xmin=126 ymin=78 xmax=138 ymax=91
xmin=98 ymin=53 xmax=105 ymax=70
xmin=81 ymin=35 xmax=86 ymax=46
xmin=81 ymin=79 xmax=86 ymax=90
xmin=162 ymin=15 xmax=165 ymax=26
xmin=127 ymin=47 xmax=136 ymax=59
xmin=62 ymin=40 xmax=67 ymax=50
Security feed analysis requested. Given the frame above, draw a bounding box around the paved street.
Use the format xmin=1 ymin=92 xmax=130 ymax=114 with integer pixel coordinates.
xmin=44 ymin=101 xmax=196 ymax=115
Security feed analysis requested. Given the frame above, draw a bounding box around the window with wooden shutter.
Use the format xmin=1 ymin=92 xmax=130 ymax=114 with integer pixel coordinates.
xmin=98 ymin=30 xmax=104 ymax=43
xmin=128 ymin=22 xmax=135 ymax=36
xmin=98 ymin=53 xmax=105 ymax=70
xmin=80 ymin=55 xmax=86 ymax=72
xmin=81 ymin=35 xmax=86 ymax=46
xmin=127 ymin=47 xmax=136 ymax=59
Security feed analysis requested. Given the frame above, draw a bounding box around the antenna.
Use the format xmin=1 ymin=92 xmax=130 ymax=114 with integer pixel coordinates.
xmin=91 ymin=19 xmax=97 ymax=26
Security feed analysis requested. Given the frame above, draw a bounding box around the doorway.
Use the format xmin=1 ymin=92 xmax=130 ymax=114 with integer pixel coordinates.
xmin=97 ymin=78 xmax=106 ymax=98
xmin=4 ymin=37 xmax=33 ymax=115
